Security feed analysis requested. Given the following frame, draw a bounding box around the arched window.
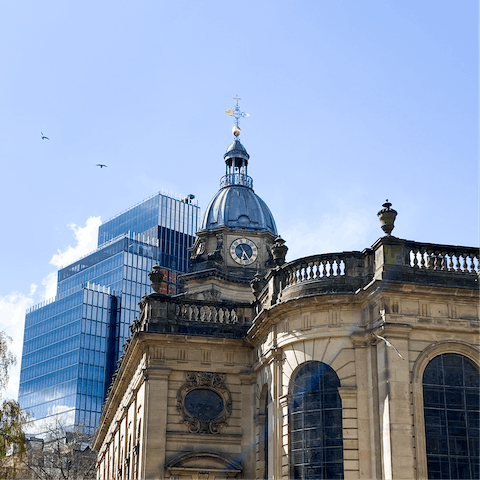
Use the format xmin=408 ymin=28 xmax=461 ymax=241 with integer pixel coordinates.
xmin=423 ymin=353 xmax=479 ymax=479
xmin=289 ymin=361 xmax=344 ymax=480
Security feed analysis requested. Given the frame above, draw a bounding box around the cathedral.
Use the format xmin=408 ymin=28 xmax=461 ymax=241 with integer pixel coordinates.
xmin=92 ymin=102 xmax=479 ymax=480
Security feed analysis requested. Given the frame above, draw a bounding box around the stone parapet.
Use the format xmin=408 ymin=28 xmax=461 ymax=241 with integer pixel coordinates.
xmin=253 ymin=237 xmax=478 ymax=313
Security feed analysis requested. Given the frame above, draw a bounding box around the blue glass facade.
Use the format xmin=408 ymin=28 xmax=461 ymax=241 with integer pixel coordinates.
xmin=18 ymin=193 xmax=200 ymax=434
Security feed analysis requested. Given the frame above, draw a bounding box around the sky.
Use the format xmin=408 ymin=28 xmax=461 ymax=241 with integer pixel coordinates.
xmin=0 ymin=1 xmax=477 ymax=401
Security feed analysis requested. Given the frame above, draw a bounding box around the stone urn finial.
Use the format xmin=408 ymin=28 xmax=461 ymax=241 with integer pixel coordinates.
xmin=250 ymin=271 xmax=265 ymax=298
xmin=148 ymin=265 xmax=164 ymax=293
xmin=377 ymin=200 xmax=397 ymax=236
xmin=271 ymin=236 xmax=288 ymax=266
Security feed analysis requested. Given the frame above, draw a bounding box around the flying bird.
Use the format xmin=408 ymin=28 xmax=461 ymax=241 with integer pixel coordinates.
xmin=373 ymin=333 xmax=405 ymax=360
xmin=96 ymin=164 xmax=107 ymax=168
xmin=41 ymin=132 xmax=49 ymax=140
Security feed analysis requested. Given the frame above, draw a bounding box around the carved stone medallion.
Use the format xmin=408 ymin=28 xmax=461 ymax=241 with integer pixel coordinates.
xmin=176 ymin=372 xmax=232 ymax=434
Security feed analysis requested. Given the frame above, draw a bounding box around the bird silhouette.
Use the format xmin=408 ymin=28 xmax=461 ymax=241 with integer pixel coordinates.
xmin=41 ymin=132 xmax=49 ymax=140
xmin=373 ymin=333 xmax=404 ymax=360
xmin=96 ymin=164 xmax=107 ymax=168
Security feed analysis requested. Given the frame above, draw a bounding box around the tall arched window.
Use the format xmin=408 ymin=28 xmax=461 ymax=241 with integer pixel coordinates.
xmin=423 ymin=353 xmax=479 ymax=479
xmin=289 ymin=361 xmax=344 ymax=480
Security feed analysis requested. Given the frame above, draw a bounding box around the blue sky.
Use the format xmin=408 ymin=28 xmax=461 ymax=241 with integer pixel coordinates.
xmin=0 ymin=1 xmax=477 ymax=400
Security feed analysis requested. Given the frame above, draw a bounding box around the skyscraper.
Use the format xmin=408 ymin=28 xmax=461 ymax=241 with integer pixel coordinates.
xmin=18 ymin=192 xmax=200 ymax=434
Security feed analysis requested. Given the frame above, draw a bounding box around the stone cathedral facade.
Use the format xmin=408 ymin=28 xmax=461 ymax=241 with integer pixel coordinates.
xmin=93 ymin=114 xmax=479 ymax=479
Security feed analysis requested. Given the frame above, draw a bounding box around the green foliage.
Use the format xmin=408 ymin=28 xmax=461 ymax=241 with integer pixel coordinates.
xmin=0 ymin=331 xmax=16 ymax=393
xmin=0 ymin=399 xmax=28 ymax=457
xmin=0 ymin=331 xmax=28 ymax=465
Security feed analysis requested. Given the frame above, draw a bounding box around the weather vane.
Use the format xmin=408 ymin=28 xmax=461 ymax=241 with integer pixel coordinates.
xmin=225 ymin=95 xmax=250 ymax=137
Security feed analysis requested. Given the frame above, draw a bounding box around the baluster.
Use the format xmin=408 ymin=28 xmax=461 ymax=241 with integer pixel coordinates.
xmin=333 ymin=259 xmax=339 ymax=276
xmin=293 ymin=267 xmax=300 ymax=285
xmin=445 ymin=253 xmax=452 ymax=271
xmin=225 ymin=309 xmax=231 ymax=323
xmin=439 ymin=252 xmax=446 ymax=271
xmin=451 ymin=254 xmax=458 ymax=271
xmin=326 ymin=260 xmax=332 ymax=277
xmin=412 ymin=249 xmax=420 ymax=268
xmin=419 ymin=249 xmax=426 ymax=269
xmin=330 ymin=259 xmax=335 ymax=276
xmin=466 ymin=253 xmax=473 ymax=272
xmin=231 ymin=309 xmax=238 ymax=324
xmin=313 ymin=259 xmax=320 ymax=279
xmin=288 ymin=268 xmax=295 ymax=286
xmin=320 ymin=260 xmax=327 ymax=278
xmin=460 ymin=255 xmax=467 ymax=272
xmin=466 ymin=254 xmax=471 ymax=272
xmin=307 ymin=262 xmax=313 ymax=280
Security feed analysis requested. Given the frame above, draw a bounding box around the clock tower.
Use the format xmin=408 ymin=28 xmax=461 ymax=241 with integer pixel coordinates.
xmin=182 ymin=98 xmax=284 ymax=303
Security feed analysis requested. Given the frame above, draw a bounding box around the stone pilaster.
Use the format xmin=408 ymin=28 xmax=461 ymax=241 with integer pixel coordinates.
xmin=142 ymin=365 xmax=172 ymax=479
xmin=338 ymin=387 xmax=359 ymax=479
xmin=375 ymin=324 xmax=414 ymax=479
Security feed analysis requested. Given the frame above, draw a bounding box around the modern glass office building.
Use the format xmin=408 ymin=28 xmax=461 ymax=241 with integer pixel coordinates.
xmin=18 ymin=193 xmax=200 ymax=434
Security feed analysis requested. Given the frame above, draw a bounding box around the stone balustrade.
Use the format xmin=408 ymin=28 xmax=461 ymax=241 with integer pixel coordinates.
xmin=405 ymin=241 xmax=479 ymax=273
xmin=255 ymin=238 xmax=478 ymax=310
xmin=174 ymin=302 xmax=240 ymax=324
xmin=282 ymin=252 xmax=366 ymax=288
xmin=133 ymin=295 xmax=253 ymax=336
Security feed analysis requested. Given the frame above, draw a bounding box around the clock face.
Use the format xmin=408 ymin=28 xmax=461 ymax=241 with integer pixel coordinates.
xmin=230 ymin=238 xmax=258 ymax=265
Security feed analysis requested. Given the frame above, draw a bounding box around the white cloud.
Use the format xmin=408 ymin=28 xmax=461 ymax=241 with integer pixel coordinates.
xmin=50 ymin=216 xmax=102 ymax=268
xmin=0 ymin=216 xmax=102 ymax=402
xmin=42 ymin=272 xmax=58 ymax=302
xmin=0 ymin=291 xmax=34 ymax=401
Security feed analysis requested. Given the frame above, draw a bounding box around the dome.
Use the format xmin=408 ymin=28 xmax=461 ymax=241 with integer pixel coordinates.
xmin=226 ymin=139 xmax=248 ymax=155
xmin=224 ymin=140 xmax=249 ymax=163
xmin=200 ymin=185 xmax=277 ymax=234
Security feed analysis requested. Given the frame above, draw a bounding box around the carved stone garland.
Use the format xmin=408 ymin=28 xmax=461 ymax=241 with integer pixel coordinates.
xmin=176 ymin=372 xmax=232 ymax=434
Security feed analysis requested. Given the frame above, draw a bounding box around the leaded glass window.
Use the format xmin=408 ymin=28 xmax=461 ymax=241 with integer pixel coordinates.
xmin=423 ymin=354 xmax=479 ymax=479
xmin=289 ymin=361 xmax=344 ymax=480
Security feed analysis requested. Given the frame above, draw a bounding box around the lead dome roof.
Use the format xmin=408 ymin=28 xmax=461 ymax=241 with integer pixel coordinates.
xmin=200 ymin=185 xmax=277 ymax=234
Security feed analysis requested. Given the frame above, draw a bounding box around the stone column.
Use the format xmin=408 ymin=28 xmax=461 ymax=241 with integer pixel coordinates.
xmin=143 ymin=364 xmax=172 ymax=479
